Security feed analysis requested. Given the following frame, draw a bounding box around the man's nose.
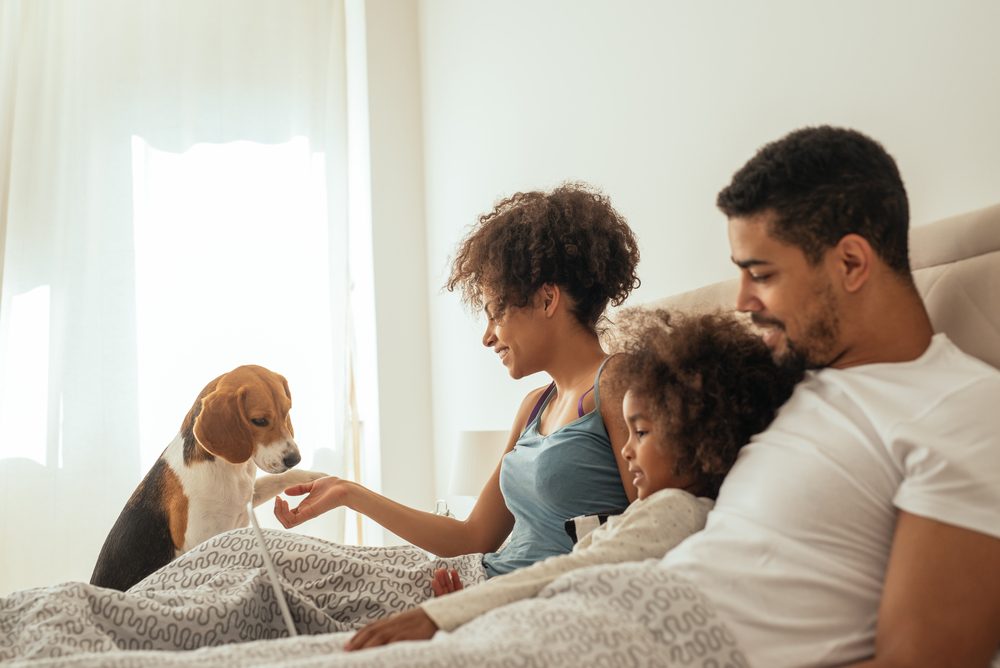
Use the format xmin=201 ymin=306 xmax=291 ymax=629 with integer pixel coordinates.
xmin=735 ymin=275 xmax=761 ymax=313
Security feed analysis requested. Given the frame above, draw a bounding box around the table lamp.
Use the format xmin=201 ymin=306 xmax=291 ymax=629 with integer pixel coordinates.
xmin=448 ymin=429 xmax=508 ymax=498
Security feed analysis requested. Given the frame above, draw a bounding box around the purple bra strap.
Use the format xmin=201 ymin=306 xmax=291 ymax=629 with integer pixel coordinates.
xmin=577 ymin=385 xmax=595 ymax=417
xmin=525 ymin=382 xmax=557 ymax=430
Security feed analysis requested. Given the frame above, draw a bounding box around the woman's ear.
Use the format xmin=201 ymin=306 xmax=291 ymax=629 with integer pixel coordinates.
xmin=193 ymin=386 xmax=254 ymax=464
xmin=540 ymin=283 xmax=560 ymax=316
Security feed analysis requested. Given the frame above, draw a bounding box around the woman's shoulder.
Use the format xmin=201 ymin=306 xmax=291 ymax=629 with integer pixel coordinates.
xmin=510 ymin=383 xmax=555 ymax=432
xmin=596 ymin=352 xmax=626 ymax=380
xmin=596 ymin=353 xmax=626 ymax=416
xmin=518 ymin=383 xmax=553 ymax=411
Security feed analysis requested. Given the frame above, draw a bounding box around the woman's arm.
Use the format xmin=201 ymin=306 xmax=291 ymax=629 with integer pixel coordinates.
xmin=598 ymin=354 xmax=638 ymax=503
xmin=274 ymin=386 xmax=548 ymax=557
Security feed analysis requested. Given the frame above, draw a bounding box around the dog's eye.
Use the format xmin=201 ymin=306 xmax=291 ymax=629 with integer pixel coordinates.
xmin=250 ymin=417 xmax=269 ymax=427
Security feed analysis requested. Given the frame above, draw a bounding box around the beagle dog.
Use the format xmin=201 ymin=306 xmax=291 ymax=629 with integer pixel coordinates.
xmin=90 ymin=365 xmax=325 ymax=591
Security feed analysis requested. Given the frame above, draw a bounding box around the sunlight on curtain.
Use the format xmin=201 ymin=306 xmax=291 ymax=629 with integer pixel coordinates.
xmin=0 ymin=286 xmax=50 ymax=464
xmin=130 ymin=137 xmax=334 ymax=471
xmin=0 ymin=0 xmax=352 ymax=595
xmin=129 ymin=137 xmax=342 ymax=536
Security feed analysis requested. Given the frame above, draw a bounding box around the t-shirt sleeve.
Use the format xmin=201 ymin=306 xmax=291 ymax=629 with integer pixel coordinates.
xmin=892 ymin=375 xmax=1000 ymax=539
xmin=421 ymin=490 xmax=711 ymax=632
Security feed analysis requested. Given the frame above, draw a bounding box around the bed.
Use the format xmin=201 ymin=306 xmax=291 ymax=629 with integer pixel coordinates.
xmin=2 ymin=202 xmax=999 ymax=667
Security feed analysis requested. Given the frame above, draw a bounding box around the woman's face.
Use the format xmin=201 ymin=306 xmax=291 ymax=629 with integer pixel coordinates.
xmin=481 ymin=290 xmax=550 ymax=380
xmin=620 ymin=390 xmax=689 ymax=499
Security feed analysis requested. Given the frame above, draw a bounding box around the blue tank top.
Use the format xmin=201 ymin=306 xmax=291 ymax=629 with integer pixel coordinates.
xmin=482 ymin=358 xmax=629 ymax=577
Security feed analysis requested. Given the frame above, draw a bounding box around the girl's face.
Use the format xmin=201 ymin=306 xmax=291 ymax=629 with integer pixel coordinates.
xmin=620 ymin=390 xmax=690 ymax=499
xmin=481 ymin=290 xmax=550 ymax=380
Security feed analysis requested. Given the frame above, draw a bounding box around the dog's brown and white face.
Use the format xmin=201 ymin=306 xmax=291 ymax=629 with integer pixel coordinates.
xmin=185 ymin=365 xmax=301 ymax=474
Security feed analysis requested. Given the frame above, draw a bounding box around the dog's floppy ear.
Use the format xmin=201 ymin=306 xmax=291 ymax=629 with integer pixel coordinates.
xmin=278 ymin=374 xmax=295 ymax=437
xmin=181 ymin=373 xmax=223 ymax=436
xmin=193 ymin=385 xmax=254 ymax=464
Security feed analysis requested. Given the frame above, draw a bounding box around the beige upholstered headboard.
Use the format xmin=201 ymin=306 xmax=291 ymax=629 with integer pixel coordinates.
xmin=644 ymin=202 xmax=1000 ymax=371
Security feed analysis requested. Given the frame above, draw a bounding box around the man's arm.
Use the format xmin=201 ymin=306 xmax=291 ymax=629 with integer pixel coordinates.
xmin=847 ymin=511 xmax=1000 ymax=667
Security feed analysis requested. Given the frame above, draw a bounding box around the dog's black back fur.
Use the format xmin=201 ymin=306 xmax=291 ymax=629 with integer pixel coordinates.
xmin=90 ymin=459 xmax=177 ymax=591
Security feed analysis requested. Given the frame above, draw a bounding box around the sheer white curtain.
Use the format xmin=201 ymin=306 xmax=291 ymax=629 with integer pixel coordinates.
xmin=0 ymin=0 xmax=352 ymax=594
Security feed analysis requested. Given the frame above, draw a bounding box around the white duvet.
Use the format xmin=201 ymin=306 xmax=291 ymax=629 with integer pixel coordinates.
xmin=0 ymin=528 xmax=747 ymax=667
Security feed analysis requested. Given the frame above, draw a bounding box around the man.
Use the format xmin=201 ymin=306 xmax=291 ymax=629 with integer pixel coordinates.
xmin=661 ymin=126 xmax=1000 ymax=666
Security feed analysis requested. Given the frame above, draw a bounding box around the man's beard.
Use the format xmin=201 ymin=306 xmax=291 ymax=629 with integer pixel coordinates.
xmin=755 ymin=285 xmax=842 ymax=370
xmin=798 ymin=309 xmax=841 ymax=369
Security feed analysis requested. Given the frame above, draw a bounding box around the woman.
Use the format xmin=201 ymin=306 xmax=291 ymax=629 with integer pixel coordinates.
xmin=0 ymin=183 xmax=642 ymax=659
xmin=273 ymin=183 xmax=640 ymax=577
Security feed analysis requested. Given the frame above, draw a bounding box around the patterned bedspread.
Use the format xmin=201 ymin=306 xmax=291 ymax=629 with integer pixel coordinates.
xmin=0 ymin=528 xmax=748 ymax=667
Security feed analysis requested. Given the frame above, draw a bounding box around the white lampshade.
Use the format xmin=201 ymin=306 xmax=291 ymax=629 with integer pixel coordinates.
xmin=448 ymin=430 xmax=508 ymax=498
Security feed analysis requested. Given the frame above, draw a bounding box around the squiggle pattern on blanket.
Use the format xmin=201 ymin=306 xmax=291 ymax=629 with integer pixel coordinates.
xmin=1 ymin=560 xmax=747 ymax=667
xmin=0 ymin=528 xmax=486 ymax=661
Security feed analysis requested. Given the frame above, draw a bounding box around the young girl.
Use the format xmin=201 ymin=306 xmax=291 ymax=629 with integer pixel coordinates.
xmin=345 ymin=309 xmax=803 ymax=650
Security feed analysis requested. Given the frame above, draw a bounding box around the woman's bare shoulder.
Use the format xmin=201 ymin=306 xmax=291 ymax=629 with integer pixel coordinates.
xmin=509 ymin=384 xmax=553 ymax=432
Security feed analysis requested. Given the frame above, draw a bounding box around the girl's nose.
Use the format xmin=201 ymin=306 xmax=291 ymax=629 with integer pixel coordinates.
xmin=621 ymin=439 xmax=634 ymax=460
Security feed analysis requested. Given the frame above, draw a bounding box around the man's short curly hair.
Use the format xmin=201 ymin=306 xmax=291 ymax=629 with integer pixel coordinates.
xmin=717 ymin=126 xmax=911 ymax=277
xmin=613 ymin=309 xmax=803 ymax=499
xmin=446 ymin=183 xmax=640 ymax=331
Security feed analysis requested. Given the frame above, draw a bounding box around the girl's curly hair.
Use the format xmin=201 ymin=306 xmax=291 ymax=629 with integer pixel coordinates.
xmin=613 ymin=309 xmax=803 ymax=499
xmin=446 ymin=183 xmax=640 ymax=331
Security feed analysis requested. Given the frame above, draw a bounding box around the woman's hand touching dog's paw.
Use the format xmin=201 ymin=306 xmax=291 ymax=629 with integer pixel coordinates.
xmin=273 ymin=476 xmax=352 ymax=528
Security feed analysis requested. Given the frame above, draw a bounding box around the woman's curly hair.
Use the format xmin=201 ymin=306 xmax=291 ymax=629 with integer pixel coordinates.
xmin=612 ymin=309 xmax=803 ymax=499
xmin=446 ymin=183 xmax=640 ymax=331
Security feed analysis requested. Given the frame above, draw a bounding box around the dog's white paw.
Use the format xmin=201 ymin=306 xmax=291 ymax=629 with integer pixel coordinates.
xmin=252 ymin=470 xmax=329 ymax=506
xmin=285 ymin=469 xmax=327 ymax=484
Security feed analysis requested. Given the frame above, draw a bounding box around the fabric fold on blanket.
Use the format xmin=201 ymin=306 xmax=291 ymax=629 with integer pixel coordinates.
xmin=1 ymin=528 xmax=486 ymax=661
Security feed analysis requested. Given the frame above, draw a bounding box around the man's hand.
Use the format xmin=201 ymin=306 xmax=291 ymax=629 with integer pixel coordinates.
xmin=273 ymin=476 xmax=351 ymax=528
xmin=431 ymin=568 xmax=464 ymax=597
xmin=345 ymin=607 xmax=440 ymax=651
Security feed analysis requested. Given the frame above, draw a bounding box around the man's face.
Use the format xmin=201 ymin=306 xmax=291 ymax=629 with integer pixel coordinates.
xmin=727 ymin=211 xmax=844 ymax=369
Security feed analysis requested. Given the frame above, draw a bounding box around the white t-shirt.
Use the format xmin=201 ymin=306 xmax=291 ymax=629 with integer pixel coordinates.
xmin=423 ymin=488 xmax=712 ymax=631
xmin=662 ymin=334 xmax=1000 ymax=667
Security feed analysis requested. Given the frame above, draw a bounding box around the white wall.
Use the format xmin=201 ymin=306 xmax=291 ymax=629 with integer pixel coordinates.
xmin=414 ymin=0 xmax=1000 ymax=499
xmin=357 ymin=0 xmax=438 ymax=541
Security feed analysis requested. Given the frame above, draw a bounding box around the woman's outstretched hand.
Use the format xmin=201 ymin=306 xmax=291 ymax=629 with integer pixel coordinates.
xmin=430 ymin=568 xmax=464 ymax=597
xmin=273 ymin=476 xmax=351 ymax=528
xmin=345 ymin=607 xmax=440 ymax=651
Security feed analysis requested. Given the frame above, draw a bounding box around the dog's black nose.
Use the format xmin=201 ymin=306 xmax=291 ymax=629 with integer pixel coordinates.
xmin=283 ymin=452 xmax=301 ymax=469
